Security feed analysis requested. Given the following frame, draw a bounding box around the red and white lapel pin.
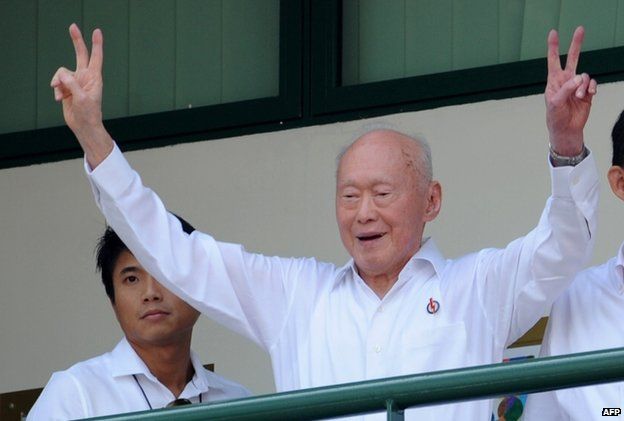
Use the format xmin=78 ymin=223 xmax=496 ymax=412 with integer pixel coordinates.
xmin=426 ymin=297 xmax=440 ymax=314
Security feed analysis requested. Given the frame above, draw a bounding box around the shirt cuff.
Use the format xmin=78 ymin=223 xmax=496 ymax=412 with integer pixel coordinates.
xmin=85 ymin=142 xmax=136 ymax=200
xmin=550 ymin=148 xmax=598 ymax=199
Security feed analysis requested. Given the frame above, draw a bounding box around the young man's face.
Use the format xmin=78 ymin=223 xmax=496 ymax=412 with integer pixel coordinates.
xmin=111 ymin=250 xmax=200 ymax=347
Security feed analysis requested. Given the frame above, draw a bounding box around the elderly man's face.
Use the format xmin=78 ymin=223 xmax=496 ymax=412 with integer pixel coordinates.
xmin=336 ymin=131 xmax=440 ymax=283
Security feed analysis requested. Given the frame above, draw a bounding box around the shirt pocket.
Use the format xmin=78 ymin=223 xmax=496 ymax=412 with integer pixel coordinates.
xmin=388 ymin=321 xmax=467 ymax=376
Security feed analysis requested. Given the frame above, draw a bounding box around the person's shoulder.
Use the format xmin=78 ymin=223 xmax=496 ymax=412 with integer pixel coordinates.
xmin=202 ymin=368 xmax=252 ymax=398
xmin=560 ymin=258 xmax=615 ymax=303
xmin=27 ymin=349 xmax=116 ymax=420
xmin=27 ymin=366 xmax=88 ymax=420
xmin=63 ymin=349 xmax=113 ymax=380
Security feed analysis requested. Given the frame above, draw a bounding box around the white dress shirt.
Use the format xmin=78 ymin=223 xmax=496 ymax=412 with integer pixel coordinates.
xmin=524 ymin=243 xmax=624 ymax=421
xmin=26 ymin=337 xmax=251 ymax=420
xmin=85 ymin=144 xmax=598 ymax=420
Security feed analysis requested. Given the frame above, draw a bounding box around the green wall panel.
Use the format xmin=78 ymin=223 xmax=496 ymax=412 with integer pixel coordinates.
xmin=36 ymin=0 xmax=82 ymax=129
xmin=176 ymin=0 xmax=223 ymax=109
xmin=0 ymin=0 xmax=37 ymax=133
xmin=452 ymin=0 xmax=499 ymax=70
xmin=559 ymin=0 xmax=618 ymax=51
xmin=498 ymin=0 xmax=525 ymax=63
xmin=129 ymin=0 xmax=176 ymax=115
xmin=83 ymin=0 xmax=130 ymax=120
xmin=222 ymin=0 xmax=280 ymax=103
xmin=616 ymin=0 xmax=624 ymax=45
xmin=521 ymin=0 xmax=561 ymax=60
xmin=405 ymin=0 xmax=452 ymax=77
xmin=342 ymin=0 xmax=360 ymax=85
xmin=357 ymin=0 xmax=405 ymax=83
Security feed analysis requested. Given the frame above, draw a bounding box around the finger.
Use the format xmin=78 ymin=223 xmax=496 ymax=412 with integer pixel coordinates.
xmin=588 ymin=78 xmax=597 ymax=95
xmin=550 ymin=74 xmax=583 ymax=106
xmin=575 ymin=73 xmax=590 ymax=99
xmin=547 ymin=29 xmax=562 ymax=74
xmin=565 ymin=26 xmax=585 ymax=72
xmin=69 ymin=23 xmax=89 ymax=70
xmin=51 ymin=67 xmax=73 ymax=101
xmin=58 ymin=72 xmax=84 ymax=100
xmin=88 ymin=28 xmax=104 ymax=72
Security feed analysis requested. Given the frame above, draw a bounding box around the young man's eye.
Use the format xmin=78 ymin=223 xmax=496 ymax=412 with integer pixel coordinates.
xmin=124 ymin=276 xmax=139 ymax=284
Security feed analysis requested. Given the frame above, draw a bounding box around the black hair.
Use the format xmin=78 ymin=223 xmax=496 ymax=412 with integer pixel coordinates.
xmin=95 ymin=213 xmax=195 ymax=303
xmin=612 ymin=110 xmax=624 ymax=167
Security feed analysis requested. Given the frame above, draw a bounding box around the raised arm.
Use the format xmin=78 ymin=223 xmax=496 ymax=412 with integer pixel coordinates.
xmin=545 ymin=26 xmax=597 ymax=157
xmin=51 ymin=23 xmax=113 ymax=168
xmin=472 ymin=27 xmax=600 ymax=347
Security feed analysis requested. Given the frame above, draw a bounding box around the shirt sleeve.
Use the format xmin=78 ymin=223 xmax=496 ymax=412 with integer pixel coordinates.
xmin=86 ymin=144 xmax=330 ymax=350
xmin=26 ymin=371 xmax=89 ymax=421
xmin=474 ymin=151 xmax=599 ymax=348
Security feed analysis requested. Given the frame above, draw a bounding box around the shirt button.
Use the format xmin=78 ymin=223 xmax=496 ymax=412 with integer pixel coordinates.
xmin=374 ymin=345 xmax=382 ymax=353
xmin=378 ymin=305 xmax=384 ymax=313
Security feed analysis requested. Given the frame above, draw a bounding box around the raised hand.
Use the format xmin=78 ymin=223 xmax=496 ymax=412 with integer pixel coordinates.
xmin=51 ymin=23 xmax=113 ymax=168
xmin=545 ymin=26 xmax=597 ymax=157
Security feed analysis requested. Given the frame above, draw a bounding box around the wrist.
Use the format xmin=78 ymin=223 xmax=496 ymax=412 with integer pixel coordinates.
xmin=549 ymin=143 xmax=588 ymax=167
xmin=548 ymin=130 xmax=584 ymax=156
xmin=77 ymin=124 xmax=114 ymax=169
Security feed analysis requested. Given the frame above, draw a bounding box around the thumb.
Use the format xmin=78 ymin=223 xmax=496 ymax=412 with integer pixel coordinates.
xmin=58 ymin=72 xmax=84 ymax=100
xmin=549 ymin=75 xmax=582 ymax=108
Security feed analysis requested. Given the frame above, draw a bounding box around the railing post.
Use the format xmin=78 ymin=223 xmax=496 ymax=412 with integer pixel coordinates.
xmin=386 ymin=399 xmax=404 ymax=421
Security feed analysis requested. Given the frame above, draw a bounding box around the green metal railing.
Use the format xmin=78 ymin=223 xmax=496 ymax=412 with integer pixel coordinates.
xmin=90 ymin=347 xmax=624 ymax=420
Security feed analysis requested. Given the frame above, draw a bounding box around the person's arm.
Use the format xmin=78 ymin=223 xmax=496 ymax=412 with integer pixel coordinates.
xmin=26 ymin=371 xmax=89 ymax=421
xmin=545 ymin=26 xmax=596 ymax=160
xmin=472 ymin=27 xmax=599 ymax=347
xmin=52 ymin=25 xmax=326 ymax=349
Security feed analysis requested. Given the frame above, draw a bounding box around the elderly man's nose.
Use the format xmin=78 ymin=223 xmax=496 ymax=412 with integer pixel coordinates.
xmin=356 ymin=196 xmax=377 ymax=223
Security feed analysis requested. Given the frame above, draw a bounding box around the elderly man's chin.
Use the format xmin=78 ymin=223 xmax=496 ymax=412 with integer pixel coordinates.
xmin=354 ymin=252 xmax=394 ymax=276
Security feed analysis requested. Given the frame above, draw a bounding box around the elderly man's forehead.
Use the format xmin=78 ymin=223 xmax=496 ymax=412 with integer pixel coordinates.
xmin=340 ymin=131 xmax=422 ymax=165
xmin=355 ymin=128 xmax=413 ymax=144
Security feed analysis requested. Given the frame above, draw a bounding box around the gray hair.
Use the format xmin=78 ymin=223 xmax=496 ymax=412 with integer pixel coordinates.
xmin=335 ymin=123 xmax=433 ymax=183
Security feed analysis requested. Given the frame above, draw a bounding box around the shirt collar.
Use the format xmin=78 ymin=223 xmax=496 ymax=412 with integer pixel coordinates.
xmin=335 ymin=237 xmax=447 ymax=290
xmin=111 ymin=337 xmax=153 ymax=379
xmin=614 ymin=241 xmax=624 ymax=290
xmin=110 ymin=337 xmax=214 ymax=394
xmin=188 ymin=349 xmax=213 ymax=392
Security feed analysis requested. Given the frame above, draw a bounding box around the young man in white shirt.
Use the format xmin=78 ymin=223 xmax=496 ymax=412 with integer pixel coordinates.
xmin=27 ymin=221 xmax=250 ymax=420
xmin=49 ymin=23 xmax=598 ymax=419
xmin=524 ymin=111 xmax=624 ymax=421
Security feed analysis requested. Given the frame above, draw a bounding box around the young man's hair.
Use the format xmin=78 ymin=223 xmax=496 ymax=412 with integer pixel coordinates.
xmin=95 ymin=213 xmax=195 ymax=303
xmin=612 ymin=109 xmax=624 ymax=167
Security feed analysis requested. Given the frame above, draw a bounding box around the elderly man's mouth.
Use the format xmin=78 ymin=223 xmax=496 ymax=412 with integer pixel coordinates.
xmin=357 ymin=233 xmax=385 ymax=242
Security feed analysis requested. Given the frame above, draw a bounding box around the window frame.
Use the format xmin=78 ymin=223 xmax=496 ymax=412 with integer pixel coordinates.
xmin=310 ymin=0 xmax=624 ymax=116
xmin=0 ymin=0 xmax=302 ymax=169
xmin=4 ymin=0 xmax=624 ymax=169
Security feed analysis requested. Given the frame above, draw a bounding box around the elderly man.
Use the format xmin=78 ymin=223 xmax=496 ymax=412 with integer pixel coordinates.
xmin=51 ymin=23 xmax=598 ymax=419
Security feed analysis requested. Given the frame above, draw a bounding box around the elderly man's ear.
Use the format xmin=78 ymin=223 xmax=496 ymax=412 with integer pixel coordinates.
xmin=608 ymin=166 xmax=624 ymax=201
xmin=423 ymin=181 xmax=442 ymax=222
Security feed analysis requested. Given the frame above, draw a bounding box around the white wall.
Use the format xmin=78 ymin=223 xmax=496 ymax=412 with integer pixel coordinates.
xmin=2 ymin=82 xmax=623 ymax=395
